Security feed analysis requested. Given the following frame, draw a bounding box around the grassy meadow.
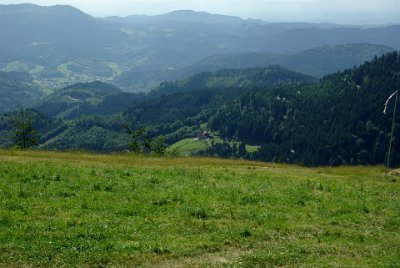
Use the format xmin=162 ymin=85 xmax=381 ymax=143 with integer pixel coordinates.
xmin=167 ymin=138 xmax=209 ymax=156
xmin=0 ymin=149 xmax=399 ymax=267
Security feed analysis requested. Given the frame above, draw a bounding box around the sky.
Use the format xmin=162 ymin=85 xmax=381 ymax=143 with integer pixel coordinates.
xmin=1 ymin=0 xmax=400 ymax=24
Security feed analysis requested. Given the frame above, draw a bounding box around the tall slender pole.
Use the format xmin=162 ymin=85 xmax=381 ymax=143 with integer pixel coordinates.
xmin=387 ymin=91 xmax=398 ymax=169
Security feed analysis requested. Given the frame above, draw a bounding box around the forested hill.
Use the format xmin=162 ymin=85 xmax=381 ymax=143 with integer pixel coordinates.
xmin=33 ymin=81 xmax=141 ymax=119
xmin=149 ymin=66 xmax=316 ymax=98
xmin=0 ymin=66 xmax=316 ymax=152
xmin=2 ymin=52 xmax=400 ymax=166
xmin=206 ymin=51 xmax=400 ymax=165
xmin=0 ymin=71 xmax=42 ymax=113
xmin=121 ymin=52 xmax=400 ymax=166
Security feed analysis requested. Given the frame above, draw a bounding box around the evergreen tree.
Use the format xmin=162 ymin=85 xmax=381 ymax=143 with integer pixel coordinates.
xmin=11 ymin=107 xmax=38 ymax=149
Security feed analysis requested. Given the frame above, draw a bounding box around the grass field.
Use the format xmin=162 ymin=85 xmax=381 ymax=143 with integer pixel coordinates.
xmin=0 ymin=149 xmax=399 ymax=267
xmin=167 ymin=138 xmax=209 ymax=156
xmin=168 ymin=137 xmax=260 ymax=156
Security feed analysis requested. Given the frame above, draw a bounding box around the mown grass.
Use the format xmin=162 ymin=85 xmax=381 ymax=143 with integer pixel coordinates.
xmin=0 ymin=149 xmax=399 ymax=267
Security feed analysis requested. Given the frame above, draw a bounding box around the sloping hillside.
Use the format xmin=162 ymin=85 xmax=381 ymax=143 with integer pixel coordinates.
xmin=206 ymin=51 xmax=400 ymax=165
xmin=33 ymin=81 xmax=140 ymax=119
xmin=0 ymin=71 xmax=42 ymax=113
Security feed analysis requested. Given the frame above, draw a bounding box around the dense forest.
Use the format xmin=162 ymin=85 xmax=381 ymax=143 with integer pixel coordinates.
xmin=206 ymin=52 xmax=400 ymax=165
xmin=1 ymin=52 xmax=400 ymax=166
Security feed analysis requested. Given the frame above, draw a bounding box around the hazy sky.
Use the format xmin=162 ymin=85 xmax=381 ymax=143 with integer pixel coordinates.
xmin=2 ymin=0 xmax=400 ymax=24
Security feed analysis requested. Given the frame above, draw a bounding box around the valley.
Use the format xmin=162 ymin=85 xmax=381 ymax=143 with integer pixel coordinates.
xmin=0 ymin=4 xmax=398 ymax=92
xmin=2 ymin=52 xmax=400 ymax=166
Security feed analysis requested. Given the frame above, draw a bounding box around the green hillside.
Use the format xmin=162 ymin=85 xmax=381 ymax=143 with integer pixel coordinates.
xmin=0 ymin=71 xmax=43 ymax=113
xmin=33 ymin=81 xmax=140 ymax=119
xmin=0 ymin=150 xmax=399 ymax=266
xmin=119 ymin=52 xmax=400 ymax=166
xmin=150 ymin=65 xmax=316 ymax=97
xmin=205 ymin=51 xmax=400 ymax=165
xmin=167 ymin=138 xmax=209 ymax=156
xmin=0 ymin=66 xmax=310 ymax=154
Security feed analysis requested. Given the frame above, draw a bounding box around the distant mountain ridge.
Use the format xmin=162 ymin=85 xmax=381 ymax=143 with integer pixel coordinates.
xmin=1 ymin=3 xmax=400 ymax=95
xmin=106 ymin=10 xmax=247 ymax=24
xmin=190 ymin=43 xmax=396 ymax=78
xmin=114 ymin=43 xmax=394 ymax=91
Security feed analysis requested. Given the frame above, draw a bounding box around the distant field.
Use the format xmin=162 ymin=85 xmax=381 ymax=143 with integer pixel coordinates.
xmin=245 ymin=144 xmax=260 ymax=153
xmin=0 ymin=150 xmax=399 ymax=267
xmin=169 ymin=137 xmax=259 ymax=156
xmin=168 ymin=138 xmax=209 ymax=156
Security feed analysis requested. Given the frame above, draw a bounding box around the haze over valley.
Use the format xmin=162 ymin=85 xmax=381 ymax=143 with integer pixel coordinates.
xmin=0 ymin=4 xmax=399 ymax=94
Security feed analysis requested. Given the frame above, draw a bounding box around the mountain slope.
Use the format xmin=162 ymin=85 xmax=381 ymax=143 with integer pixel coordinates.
xmin=0 ymin=71 xmax=42 ymax=113
xmin=33 ymin=81 xmax=140 ymax=119
xmin=114 ymin=43 xmax=394 ymax=91
xmin=0 ymin=4 xmax=124 ymax=61
xmin=206 ymin=51 xmax=400 ymax=165
xmin=277 ymin=43 xmax=396 ymax=77
xmin=149 ymin=65 xmax=316 ymax=97
xmin=0 ymin=66 xmax=314 ymax=151
xmin=192 ymin=43 xmax=395 ymax=78
xmin=0 ymin=4 xmax=126 ymax=87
